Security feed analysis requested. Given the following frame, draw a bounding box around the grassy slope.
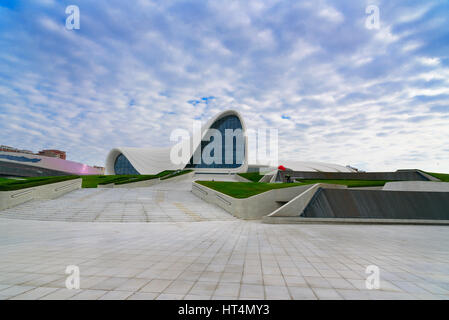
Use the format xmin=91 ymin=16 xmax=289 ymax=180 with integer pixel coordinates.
xmin=196 ymin=181 xmax=307 ymax=198
xmin=426 ymin=172 xmax=449 ymax=182
xmin=238 ymin=172 xmax=264 ymax=182
xmin=81 ymin=170 xmax=179 ymax=187
xmin=196 ymin=179 xmax=389 ymax=199
xmin=81 ymin=175 xmax=130 ymax=188
xmin=114 ymin=170 xmax=173 ymax=185
xmin=0 ymin=171 xmax=183 ymax=190
xmin=0 ymin=176 xmax=80 ymax=191
xmin=160 ymin=169 xmax=193 ymax=180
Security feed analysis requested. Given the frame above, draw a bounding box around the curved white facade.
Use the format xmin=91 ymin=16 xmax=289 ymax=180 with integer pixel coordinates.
xmin=105 ymin=109 xmax=353 ymax=175
xmin=278 ymin=160 xmax=355 ymax=173
xmin=106 ymin=110 xmax=248 ymax=175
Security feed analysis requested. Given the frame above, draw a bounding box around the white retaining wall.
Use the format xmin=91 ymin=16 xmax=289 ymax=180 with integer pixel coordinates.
xmin=0 ymin=178 xmax=82 ymax=211
xmin=267 ymin=184 xmax=347 ymax=217
xmin=192 ymin=182 xmax=312 ymax=219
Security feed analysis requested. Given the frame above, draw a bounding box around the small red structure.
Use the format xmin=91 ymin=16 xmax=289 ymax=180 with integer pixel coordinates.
xmin=278 ymin=165 xmax=286 ymax=171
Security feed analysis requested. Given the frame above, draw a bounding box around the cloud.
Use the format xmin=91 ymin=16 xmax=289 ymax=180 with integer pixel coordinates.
xmin=0 ymin=0 xmax=448 ymax=173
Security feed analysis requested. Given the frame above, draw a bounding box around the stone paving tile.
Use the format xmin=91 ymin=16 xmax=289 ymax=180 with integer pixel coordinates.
xmin=214 ymin=283 xmax=240 ymax=297
xmin=115 ymin=278 xmax=150 ymax=292
xmin=336 ymin=289 xmax=371 ymax=300
xmin=10 ymin=287 xmax=59 ymax=300
xmin=99 ymin=291 xmax=133 ymax=300
xmin=312 ymin=288 xmax=343 ymax=300
xmin=127 ymin=292 xmax=158 ymax=300
xmin=89 ymin=277 xmax=129 ymax=291
xmin=288 ymin=286 xmax=317 ymax=300
xmin=239 ymin=284 xmax=264 ymax=299
xmin=265 ymin=285 xmax=291 ymax=300
xmin=0 ymin=285 xmax=35 ymax=299
xmin=304 ymin=276 xmax=333 ymax=289
xmin=325 ymin=277 xmax=355 ymax=290
xmin=156 ymin=293 xmax=184 ymax=300
xmin=140 ymin=279 xmax=172 ymax=293
xmin=0 ymin=178 xmax=449 ymax=300
xmin=0 ymin=284 xmax=12 ymax=291
xmin=284 ymin=276 xmax=307 ymax=287
xmin=220 ymin=272 xmax=242 ymax=283
xmin=188 ymin=281 xmax=217 ymax=296
xmin=263 ymin=275 xmax=285 ymax=286
xmin=164 ymin=280 xmax=195 ymax=295
xmin=39 ymin=288 xmax=81 ymax=300
xmin=198 ymin=272 xmax=222 ymax=283
xmin=242 ymin=273 xmax=263 ymax=285
xmin=184 ymin=294 xmax=212 ymax=300
xmin=69 ymin=289 xmax=109 ymax=300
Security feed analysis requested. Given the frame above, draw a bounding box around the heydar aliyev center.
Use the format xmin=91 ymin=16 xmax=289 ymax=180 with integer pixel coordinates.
xmin=105 ymin=110 xmax=354 ymax=175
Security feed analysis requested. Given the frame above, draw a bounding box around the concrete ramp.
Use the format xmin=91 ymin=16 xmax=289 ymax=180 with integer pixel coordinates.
xmin=383 ymin=181 xmax=449 ymax=192
xmin=277 ymin=169 xmax=438 ymax=182
xmin=303 ymin=189 xmax=449 ymax=220
xmin=267 ymin=184 xmax=347 ymax=217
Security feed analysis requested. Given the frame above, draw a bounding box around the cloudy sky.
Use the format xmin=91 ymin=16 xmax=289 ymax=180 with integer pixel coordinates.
xmin=0 ymin=0 xmax=448 ymax=172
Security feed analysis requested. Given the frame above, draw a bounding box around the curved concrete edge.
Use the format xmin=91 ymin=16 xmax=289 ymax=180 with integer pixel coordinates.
xmin=383 ymin=181 xmax=449 ymax=192
xmin=102 ymin=171 xmax=195 ymax=189
xmin=417 ymin=170 xmax=441 ymax=182
xmin=113 ymin=178 xmax=160 ymax=188
xmin=160 ymin=171 xmax=195 ymax=183
xmin=98 ymin=183 xmax=114 ymax=188
xmin=259 ymin=174 xmax=273 ymax=183
xmin=267 ymin=183 xmax=347 ymax=217
xmin=0 ymin=178 xmax=82 ymax=211
xmin=262 ymin=216 xmax=449 ymax=225
xmin=191 ymin=182 xmax=311 ymax=220
xmin=235 ymin=175 xmax=252 ymax=182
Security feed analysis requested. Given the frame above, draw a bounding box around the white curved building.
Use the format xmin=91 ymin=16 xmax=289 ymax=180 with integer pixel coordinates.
xmin=276 ymin=160 xmax=354 ymax=173
xmin=105 ymin=109 xmax=353 ymax=175
xmin=106 ymin=110 xmax=248 ymax=175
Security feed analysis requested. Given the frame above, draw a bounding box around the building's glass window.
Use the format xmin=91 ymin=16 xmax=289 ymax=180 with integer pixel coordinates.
xmin=114 ymin=154 xmax=140 ymax=175
xmin=0 ymin=154 xmax=41 ymax=163
xmin=186 ymin=115 xmax=245 ymax=169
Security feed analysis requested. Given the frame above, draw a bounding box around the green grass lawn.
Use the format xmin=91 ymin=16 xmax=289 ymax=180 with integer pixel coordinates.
xmin=81 ymin=171 xmax=173 ymax=188
xmin=196 ymin=181 xmax=307 ymax=198
xmin=237 ymin=172 xmax=264 ymax=182
xmin=0 ymin=176 xmax=80 ymax=191
xmin=195 ymin=179 xmax=390 ymax=199
xmin=426 ymin=172 xmax=449 ymax=182
xmin=114 ymin=170 xmax=173 ymax=185
xmin=81 ymin=175 xmax=130 ymax=188
xmin=81 ymin=170 xmax=190 ymax=187
xmin=0 ymin=170 xmax=193 ymax=190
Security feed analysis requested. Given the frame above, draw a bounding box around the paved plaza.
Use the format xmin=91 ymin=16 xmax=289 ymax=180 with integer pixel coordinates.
xmin=0 ymin=176 xmax=236 ymax=223
xmin=0 ymin=176 xmax=449 ymax=300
